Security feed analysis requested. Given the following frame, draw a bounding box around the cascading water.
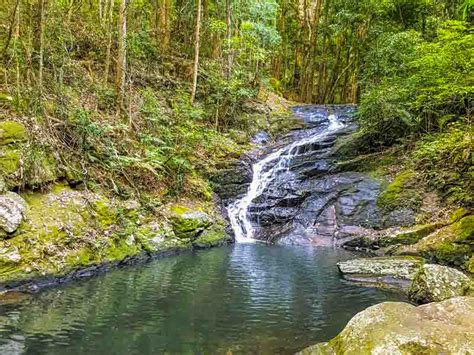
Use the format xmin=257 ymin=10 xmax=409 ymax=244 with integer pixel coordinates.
xmin=228 ymin=111 xmax=346 ymax=243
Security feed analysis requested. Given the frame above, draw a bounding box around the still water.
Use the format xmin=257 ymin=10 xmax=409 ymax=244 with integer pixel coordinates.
xmin=0 ymin=244 xmax=405 ymax=354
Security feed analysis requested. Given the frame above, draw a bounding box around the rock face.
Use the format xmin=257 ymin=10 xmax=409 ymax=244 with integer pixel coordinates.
xmin=0 ymin=192 xmax=27 ymax=236
xmin=409 ymin=264 xmax=472 ymax=303
xmin=337 ymin=256 xmax=424 ymax=290
xmin=299 ymin=297 xmax=474 ymax=354
xmin=217 ymin=105 xmax=417 ymax=245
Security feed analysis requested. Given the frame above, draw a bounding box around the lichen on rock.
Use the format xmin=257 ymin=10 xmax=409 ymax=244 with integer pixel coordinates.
xmin=0 ymin=192 xmax=27 ymax=235
xmin=298 ymin=297 xmax=474 ymax=354
xmin=409 ymin=264 xmax=472 ymax=303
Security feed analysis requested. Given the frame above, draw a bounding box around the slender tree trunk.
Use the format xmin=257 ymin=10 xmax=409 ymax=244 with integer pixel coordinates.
xmin=157 ymin=0 xmax=171 ymax=52
xmin=38 ymin=0 xmax=45 ymax=94
xmin=225 ymin=0 xmax=232 ymax=78
xmin=15 ymin=0 xmax=20 ymax=96
xmin=190 ymin=0 xmax=202 ymax=105
xmin=116 ymin=0 xmax=127 ymax=112
xmin=104 ymin=0 xmax=114 ymax=83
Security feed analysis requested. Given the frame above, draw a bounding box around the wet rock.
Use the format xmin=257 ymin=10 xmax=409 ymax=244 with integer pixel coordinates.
xmin=252 ymin=131 xmax=270 ymax=146
xmin=0 ymin=192 xmax=27 ymax=236
xmin=337 ymin=256 xmax=425 ymax=290
xmin=299 ymin=297 xmax=474 ymax=354
xmin=409 ymin=264 xmax=472 ymax=304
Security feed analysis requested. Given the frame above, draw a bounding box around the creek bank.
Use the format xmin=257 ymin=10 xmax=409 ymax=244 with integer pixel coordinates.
xmin=299 ymin=296 xmax=474 ymax=354
xmin=0 ymin=184 xmax=231 ymax=293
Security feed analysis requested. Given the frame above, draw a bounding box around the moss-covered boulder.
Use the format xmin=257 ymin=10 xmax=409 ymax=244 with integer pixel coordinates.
xmin=169 ymin=205 xmax=212 ymax=239
xmin=299 ymin=297 xmax=474 ymax=354
xmin=395 ymin=215 xmax=474 ymax=270
xmin=409 ymin=264 xmax=472 ymax=304
xmin=193 ymin=224 xmax=231 ymax=249
xmin=337 ymin=256 xmax=425 ymax=290
xmin=0 ymin=192 xmax=27 ymax=236
xmin=0 ymin=121 xmax=26 ymax=145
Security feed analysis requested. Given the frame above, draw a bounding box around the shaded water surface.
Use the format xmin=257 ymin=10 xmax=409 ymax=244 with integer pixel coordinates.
xmin=0 ymin=244 xmax=405 ymax=354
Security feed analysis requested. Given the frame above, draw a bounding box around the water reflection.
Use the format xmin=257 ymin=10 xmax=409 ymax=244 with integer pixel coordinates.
xmin=0 ymin=245 xmax=405 ymax=354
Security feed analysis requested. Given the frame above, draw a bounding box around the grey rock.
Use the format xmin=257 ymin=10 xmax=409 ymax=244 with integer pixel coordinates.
xmin=409 ymin=264 xmax=472 ymax=304
xmin=0 ymin=192 xmax=27 ymax=235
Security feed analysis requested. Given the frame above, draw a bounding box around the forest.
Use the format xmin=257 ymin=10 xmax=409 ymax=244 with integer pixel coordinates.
xmin=0 ymin=0 xmax=471 ymax=204
xmin=0 ymin=0 xmax=473 ymax=353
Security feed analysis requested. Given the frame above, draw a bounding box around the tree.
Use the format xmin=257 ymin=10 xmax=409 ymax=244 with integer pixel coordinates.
xmin=191 ymin=0 xmax=202 ymax=104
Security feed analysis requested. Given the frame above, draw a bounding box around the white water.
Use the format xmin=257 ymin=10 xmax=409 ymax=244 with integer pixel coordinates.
xmin=228 ymin=113 xmax=345 ymax=243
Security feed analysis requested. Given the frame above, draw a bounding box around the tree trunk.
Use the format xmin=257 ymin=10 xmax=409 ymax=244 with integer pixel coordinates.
xmin=225 ymin=0 xmax=232 ymax=78
xmin=157 ymin=0 xmax=171 ymax=52
xmin=116 ymin=0 xmax=127 ymax=112
xmin=38 ymin=0 xmax=45 ymax=94
xmin=104 ymin=0 xmax=115 ymax=83
xmin=190 ymin=0 xmax=202 ymax=104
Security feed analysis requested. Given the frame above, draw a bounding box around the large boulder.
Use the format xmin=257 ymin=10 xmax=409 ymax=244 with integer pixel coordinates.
xmin=409 ymin=264 xmax=472 ymax=304
xmin=299 ymin=297 xmax=474 ymax=354
xmin=0 ymin=192 xmax=27 ymax=236
xmin=337 ymin=256 xmax=424 ymax=290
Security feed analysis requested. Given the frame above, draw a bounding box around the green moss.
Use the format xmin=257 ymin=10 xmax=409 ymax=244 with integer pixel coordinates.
xmin=92 ymin=200 xmax=118 ymax=227
xmin=396 ymin=215 xmax=473 ymax=269
xmin=468 ymin=256 xmax=474 ymax=274
xmin=377 ymin=170 xmax=422 ymax=211
xmin=193 ymin=224 xmax=229 ymax=248
xmin=379 ymin=223 xmax=442 ymax=247
xmin=450 ymin=208 xmax=471 ymax=223
xmin=24 ymin=147 xmax=58 ymax=187
xmin=0 ymin=121 xmax=26 ymax=145
xmin=0 ymin=147 xmax=21 ymax=175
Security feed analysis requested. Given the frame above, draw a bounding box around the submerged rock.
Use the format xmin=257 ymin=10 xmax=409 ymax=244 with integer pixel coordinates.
xmin=299 ymin=297 xmax=474 ymax=354
xmin=409 ymin=264 xmax=472 ymax=303
xmin=0 ymin=192 xmax=27 ymax=235
xmin=337 ymin=256 xmax=425 ymax=290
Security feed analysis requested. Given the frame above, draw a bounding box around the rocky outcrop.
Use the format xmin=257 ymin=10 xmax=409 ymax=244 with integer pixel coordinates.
xmin=0 ymin=185 xmax=230 ymax=292
xmin=409 ymin=264 xmax=472 ymax=303
xmin=342 ymin=213 xmax=473 ymax=272
xmin=0 ymin=192 xmax=27 ymax=236
xmin=338 ymin=255 xmax=472 ymax=303
xmin=337 ymin=256 xmax=424 ymax=290
xmin=218 ymin=106 xmax=418 ymax=245
xmin=299 ymin=297 xmax=474 ymax=354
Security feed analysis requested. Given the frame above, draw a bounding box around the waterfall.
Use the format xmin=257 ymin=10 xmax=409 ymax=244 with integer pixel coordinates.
xmin=228 ymin=111 xmax=346 ymax=243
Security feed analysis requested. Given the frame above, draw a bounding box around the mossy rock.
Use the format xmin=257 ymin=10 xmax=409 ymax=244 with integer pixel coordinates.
xmin=299 ymin=297 xmax=474 ymax=354
xmin=377 ymin=170 xmax=422 ymax=212
xmin=169 ymin=205 xmax=212 ymax=239
xmin=0 ymin=121 xmax=26 ymax=145
xmin=408 ymin=264 xmax=471 ymax=304
xmin=395 ymin=215 xmax=474 ymax=270
xmin=378 ymin=223 xmax=443 ymax=247
xmin=0 ymin=147 xmax=21 ymax=176
xmin=193 ymin=224 xmax=230 ymax=249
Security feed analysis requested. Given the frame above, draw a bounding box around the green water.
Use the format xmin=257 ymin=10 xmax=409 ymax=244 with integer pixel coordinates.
xmin=0 ymin=244 xmax=405 ymax=354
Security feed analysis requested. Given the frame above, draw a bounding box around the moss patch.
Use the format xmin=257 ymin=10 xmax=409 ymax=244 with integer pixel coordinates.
xmin=0 ymin=121 xmax=26 ymax=145
xmin=377 ymin=170 xmax=423 ymax=212
xmin=395 ymin=215 xmax=474 ymax=270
